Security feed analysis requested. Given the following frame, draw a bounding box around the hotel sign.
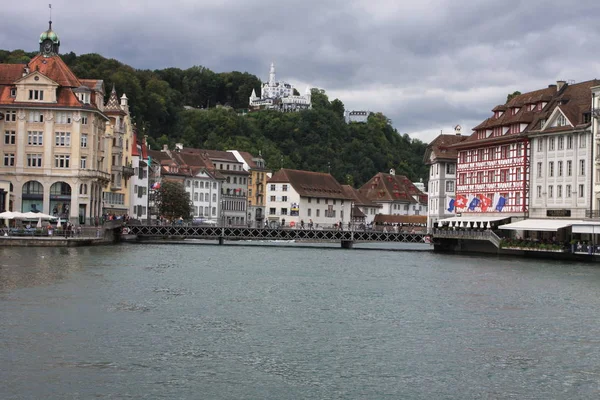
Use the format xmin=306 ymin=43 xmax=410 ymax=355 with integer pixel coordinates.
xmin=546 ymin=209 xmax=571 ymax=217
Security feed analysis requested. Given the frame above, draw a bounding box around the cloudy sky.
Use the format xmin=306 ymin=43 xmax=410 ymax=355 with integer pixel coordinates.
xmin=3 ymin=0 xmax=600 ymax=142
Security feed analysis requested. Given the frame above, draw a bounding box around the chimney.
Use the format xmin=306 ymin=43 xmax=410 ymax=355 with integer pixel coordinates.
xmin=454 ymin=124 xmax=462 ymax=136
xmin=23 ymin=64 xmax=30 ymax=77
xmin=557 ymin=80 xmax=566 ymax=91
xmin=162 ymin=144 xmax=168 ymax=152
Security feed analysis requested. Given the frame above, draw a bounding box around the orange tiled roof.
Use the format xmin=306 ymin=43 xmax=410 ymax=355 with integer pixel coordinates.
xmin=0 ymin=64 xmax=25 ymax=85
xmin=28 ymin=54 xmax=81 ymax=87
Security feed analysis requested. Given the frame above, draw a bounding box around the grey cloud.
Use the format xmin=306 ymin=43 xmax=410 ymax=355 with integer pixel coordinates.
xmin=3 ymin=0 xmax=600 ymax=143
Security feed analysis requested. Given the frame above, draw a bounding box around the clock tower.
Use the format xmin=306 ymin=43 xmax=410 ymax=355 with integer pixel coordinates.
xmin=39 ymin=21 xmax=60 ymax=57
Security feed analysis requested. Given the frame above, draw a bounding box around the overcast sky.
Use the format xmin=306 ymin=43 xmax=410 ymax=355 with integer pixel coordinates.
xmin=3 ymin=0 xmax=600 ymax=143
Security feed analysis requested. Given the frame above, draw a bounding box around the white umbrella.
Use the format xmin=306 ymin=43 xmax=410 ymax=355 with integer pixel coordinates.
xmin=36 ymin=218 xmax=42 ymax=228
xmin=22 ymin=211 xmax=56 ymax=219
xmin=0 ymin=211 xmax=25 ymax=219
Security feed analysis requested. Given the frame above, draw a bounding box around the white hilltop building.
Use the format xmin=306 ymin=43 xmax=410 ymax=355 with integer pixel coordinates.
xmin=249 ymin=63 xmax=312 ymax=112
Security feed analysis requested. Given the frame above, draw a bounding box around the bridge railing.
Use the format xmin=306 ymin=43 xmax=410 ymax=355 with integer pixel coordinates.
xmin=126 ymin=225 xmax=427 ymax=243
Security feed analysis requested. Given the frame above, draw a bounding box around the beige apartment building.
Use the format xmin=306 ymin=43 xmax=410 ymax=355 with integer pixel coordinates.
xmin=0 ymin=22 xmax=120 ymax=224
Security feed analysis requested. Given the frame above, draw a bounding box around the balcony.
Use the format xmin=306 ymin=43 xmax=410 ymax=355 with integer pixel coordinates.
xmin=111 ymin=180 xmax=122 ymax=191
xmin=78 ymin=169 xmax=111 ymax=183
xmin=585 ymin=210 xmax=600 ymax=219
xmin=122 ymin=165 xmax=135 ymax=178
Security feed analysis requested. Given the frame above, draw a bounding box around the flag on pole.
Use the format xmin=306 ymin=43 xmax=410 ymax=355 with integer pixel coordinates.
xmin=446 ymin=196 xmax=455 ymax=212
xmin=468 ymin=196 xmax=480 ymax=210
xmin=479 ymin=194 xmax=493 ymax=212
xmin=455 ymin=194 xmax=468 ymax=209
xmin=495 ymin=196 xmax=506 ymax=212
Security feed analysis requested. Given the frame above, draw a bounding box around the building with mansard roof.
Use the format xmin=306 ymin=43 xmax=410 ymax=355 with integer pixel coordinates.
xmin=526 ymin=79 xmax=600 ymax=219
xmin=249 ymin=63 xmax=311 ymax=112
xmin=0 ymin=22 xmax=110 ymax=224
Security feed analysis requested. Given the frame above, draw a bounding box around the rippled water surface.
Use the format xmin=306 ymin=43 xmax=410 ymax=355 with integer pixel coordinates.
xmin=2 ymin=243 xmax=600 ymax=399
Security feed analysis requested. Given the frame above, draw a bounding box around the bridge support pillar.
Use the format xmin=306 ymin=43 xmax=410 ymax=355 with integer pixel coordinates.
xmin=341 ymin=240 xmax=354 ymax=249
xmin=218 ymin=237 xmax=224 ymax=245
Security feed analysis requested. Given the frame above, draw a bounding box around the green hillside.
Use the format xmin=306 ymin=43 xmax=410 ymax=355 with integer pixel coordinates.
xmin=0 ymin=50 xmax=428 ymax=187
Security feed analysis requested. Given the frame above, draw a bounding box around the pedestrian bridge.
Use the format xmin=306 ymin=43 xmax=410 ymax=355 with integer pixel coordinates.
xmin=126 ymin=225 xmax=428 ymax=248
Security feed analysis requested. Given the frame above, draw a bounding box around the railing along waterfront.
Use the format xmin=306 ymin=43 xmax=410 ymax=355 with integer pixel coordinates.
xmin=126 ymin=225 xmax=427 ymax=244
xmin=433 ymin=228 xmax=498 ymax=242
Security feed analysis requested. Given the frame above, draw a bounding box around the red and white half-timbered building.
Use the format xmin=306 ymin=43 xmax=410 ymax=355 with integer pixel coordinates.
xmin=451 ymin=86 xmax=558 ymax=218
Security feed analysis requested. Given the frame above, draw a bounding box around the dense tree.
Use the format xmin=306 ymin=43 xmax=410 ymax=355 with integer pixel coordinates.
xmin=155 ymin=181 xmax=192 ymax=221
xmin=1 ymin=49 xmax=430 ymax=187
xmin=506 ymin=91 xmax=521 ymax=102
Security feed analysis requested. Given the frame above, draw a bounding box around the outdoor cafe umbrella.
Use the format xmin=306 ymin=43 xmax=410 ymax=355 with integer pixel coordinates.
xmin=0 ymin=211 xmax=25 ymax=219
xmin=20 ymin=211 xmax=56 ymax=229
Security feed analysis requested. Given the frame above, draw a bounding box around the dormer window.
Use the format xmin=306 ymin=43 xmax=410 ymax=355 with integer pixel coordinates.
xmin=557 ymin=114 xmax=567 ymax=127
xmin=10 ymin=88 xmax=16 ymax=97
xmin=28 ymin=90 xmax=44 ymax=101
xmin=583 ymin=113 xmax=591 ymax=124
xmin=77 ymin=92 xmax=90 ymax=104
xmin=512 ymin=107 xmax=520 ymax=115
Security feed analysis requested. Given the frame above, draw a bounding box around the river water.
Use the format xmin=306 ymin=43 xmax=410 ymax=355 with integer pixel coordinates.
xmin=1 ymin=242 xmax=600 ymax=399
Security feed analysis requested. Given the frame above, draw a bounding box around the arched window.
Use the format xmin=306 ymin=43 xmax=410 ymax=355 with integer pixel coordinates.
xmin=23 ymin=180 xmax=43 ymax=195
xmin=22 ymin=181 xmax=44 ymax=213
xmin=50 ymin=182 xmax=71 ymax=196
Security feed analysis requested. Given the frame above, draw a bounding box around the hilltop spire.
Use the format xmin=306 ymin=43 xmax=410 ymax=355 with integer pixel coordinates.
xmin=269 ymin=62 xmax=275 ymax=85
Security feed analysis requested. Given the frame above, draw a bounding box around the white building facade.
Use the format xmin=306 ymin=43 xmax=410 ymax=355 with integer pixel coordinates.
xmin=266 ymin=169 xmax=353 ymax=228
xmin=130 ymin=135 xmax=149 ymax=221
xmin=183 ymin=170 xmax=221 ymax=223
xmin=528 ymin=80 xmax=598 ymax=219
xmin=592 ymin=84 xmax=600 ymax=213
xmin=424 ymin=127 xmax=468 ymax=232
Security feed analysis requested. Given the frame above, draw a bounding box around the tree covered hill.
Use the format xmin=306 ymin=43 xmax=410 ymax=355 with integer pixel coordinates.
xmin=0 ymin=49 xmax=429 ymax=186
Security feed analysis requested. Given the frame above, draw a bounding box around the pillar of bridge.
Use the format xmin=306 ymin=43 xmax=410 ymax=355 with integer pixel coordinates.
xmin=341 ymin=240 xmax=354 ymax=249
xmin=218 ymin=237 xmax=224 ymax=245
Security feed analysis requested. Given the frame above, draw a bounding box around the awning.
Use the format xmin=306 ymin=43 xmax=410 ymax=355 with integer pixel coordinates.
xmin=437 ymin=215 xmax=510 ymax=229
xmin=572 ymin=222 xmax=600 ymax=234
xmin=373 ymin=214 xmax=427 ymax=224
xmin=438 ymin=216 xmax=508 ymax=224
xmin=499 ymin=219 xmax=585 ymax=232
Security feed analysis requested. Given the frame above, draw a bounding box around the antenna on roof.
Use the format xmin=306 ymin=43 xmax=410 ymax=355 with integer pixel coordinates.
xmin=49 ymin=4 xmax=52 ymax=29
